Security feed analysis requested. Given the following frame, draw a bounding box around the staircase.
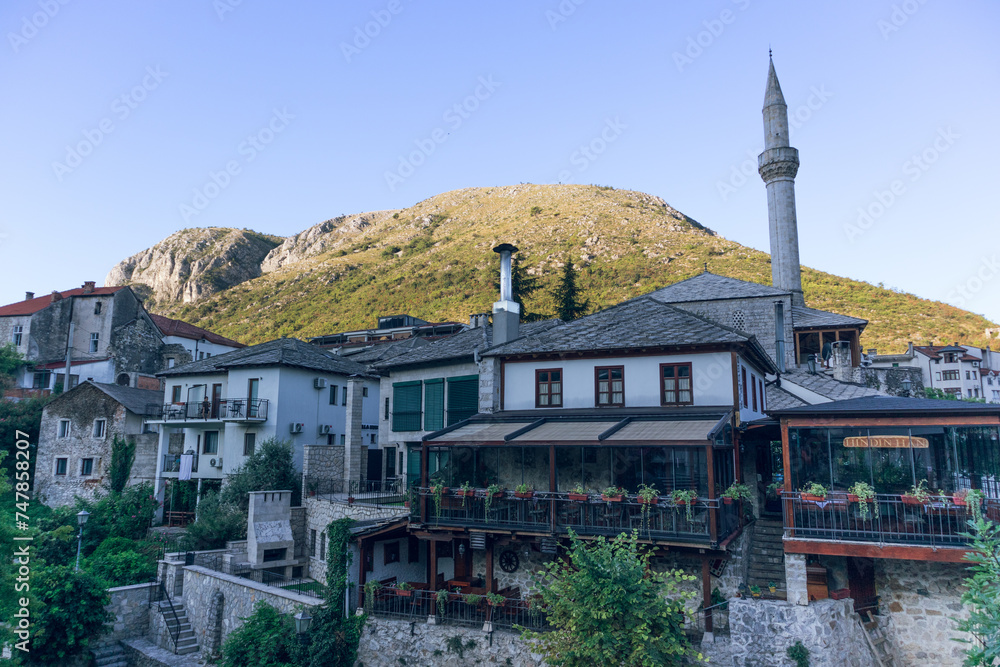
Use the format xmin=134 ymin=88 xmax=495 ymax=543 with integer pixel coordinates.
xmin=91 ymin=643 xmax=127 ymax=667
xmin=746 ymin=517 xmax=786 ymax=590
xmin=860 ymin=610 xmax=896 ymax=667
xmin=155 ymin=600 xmax=200 ymax=655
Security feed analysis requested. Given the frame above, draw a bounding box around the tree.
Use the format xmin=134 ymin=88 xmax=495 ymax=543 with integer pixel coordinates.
xmin=955 ymin=518 xmax=1000 ymax=665
xmin=106 ymin=434 xmax=136 ymax=493
xmin=219 ymin=602 xmax=300 ymax=667
xmin=551 ymin=258 xmax=589 ymax=321
xmin=221 ymin=438 xmax=300 ymax=511
xmin=492 ymin=254 xmax=545 ymax=321
xmin=182 ymin=490 xmax=247 ymax=550
xmin=16 ymin=565 xmax=113 ymax=665
xmin=0 ymin=455 xmax=17 ymax=650
xmin=1 ymin=397 xmax=49 ymax=486
xmin=521 ymin=530 xmax=700 ymax=666
xmin=925 ymin=387 xmax=958 ymax=400
xmin=0 ymin=343 xmax=25 ymax=389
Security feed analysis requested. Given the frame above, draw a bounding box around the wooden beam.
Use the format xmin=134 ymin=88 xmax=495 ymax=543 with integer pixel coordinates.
xmin=429 ymin=536 xmax=439 ymax=590
xmin=705 ymin=444 xmax=717 ymax=546
xmin=781 ymin=421 xmax=794 ymax=535
xmin=783 ymin=538 xmax=974 ymax=563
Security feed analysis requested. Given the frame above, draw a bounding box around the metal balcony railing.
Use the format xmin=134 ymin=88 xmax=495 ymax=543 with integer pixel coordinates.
xmin=147 ymin=398 xmax=268 ymax=422
xmin=162 ymin=453 xmax=199 ymax=473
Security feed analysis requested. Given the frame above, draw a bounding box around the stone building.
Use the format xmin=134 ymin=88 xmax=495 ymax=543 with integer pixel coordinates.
xmin=34 ymin=381 xmax=162 ymax=506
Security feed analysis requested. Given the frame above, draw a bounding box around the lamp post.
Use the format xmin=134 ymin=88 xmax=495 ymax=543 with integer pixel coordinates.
xmin=74 ymin=510 xmax=89 ymax=572
xmin=293 ymin=609 xmax=312 ymax=653
xmin=902 ymin=379 xmax=912 ymax=397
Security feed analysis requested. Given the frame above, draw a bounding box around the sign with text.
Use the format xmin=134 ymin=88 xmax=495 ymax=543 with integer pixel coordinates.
xmin=844 ymin=435 xmax=929 ymax=449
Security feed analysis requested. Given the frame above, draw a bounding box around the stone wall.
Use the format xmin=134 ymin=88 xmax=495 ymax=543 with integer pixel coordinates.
xmin=357 ymin=617 xmax=546 ymax=667
xmin=101 ymin=582 xmax=155 ymax=643
xmin=728 ymin=597 xmax=876 ymax=667
xmin=304 ymin=496 xmax=408 ymax=583
xmin=302 ymin=444 xmax=344 ymax=497
xmin=290 ymin=506 xmax=306 ymax=558
xmin=875 ymin=559 xmax=971 ymax=666
xmin=180 ymin=565 xmax=321 ymax=648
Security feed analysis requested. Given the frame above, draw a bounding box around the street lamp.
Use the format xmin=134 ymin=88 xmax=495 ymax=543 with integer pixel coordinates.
xmin=293 ymin=609 xmax=312 ymax=652
xmin=902 ymin=379 xmax=912 ymax=397
xmin=74 ymin=510 xmax=89 ymax=571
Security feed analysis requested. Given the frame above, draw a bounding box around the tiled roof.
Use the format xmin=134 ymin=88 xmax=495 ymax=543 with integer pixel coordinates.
xmin=86 ymin=381 xmax=163 ymax=415
xmin=0 ymin=286 xmax=125 ymax=317
xmin=779 ymin=368 xmax=884 ymax=402
xmin=791 ymin=305 xmax=867 ymax=330
xmin=482 ymin=298 xmax=776 ymax=373
xmin=765 ymin=385 xmax=808 ymax=410
xmin=334 ymin=337 xmax=431 ymax=364
xmin=770 ymin=395 xmax=1000 ymax=416
xmin=160 ymin=337 xmax=372 ymax=377
xmin=150 ymin=314 xmax=245 ymax=348
xmin=647 ymin=272 xmax=789 ymax=304
xmin=374 ymin=320 xmax=561 ymax=369
xmin=913 ymin=345 xmax=980 ymax=362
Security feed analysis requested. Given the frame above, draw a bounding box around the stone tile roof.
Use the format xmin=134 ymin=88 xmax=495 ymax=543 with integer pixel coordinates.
xmin=149 ymin=314 xmax=245 ymax=348
xmin=87 ymin=381 xmax=163 ymax=415
xmin=770 ymin=395 xmax=1000 ymax=416
xmin=791 ymin=305 xmax=867 ymax=330
xmin=765 ymin=385 xmax=808 ymax=410
xmin=334 ymin=337 xmax=431 ymax=364
xmin=0 ymin=286 xmax=126 ymax=316
xmin=159 ymin=337 xmax=371 ymax=377
xmin=647 ymin=272 xmax=790 ymax=304
xmin=780 ymin=368 xmax=884 ymax=402
xmin=374 ymin=320 xmax=562 ymax=369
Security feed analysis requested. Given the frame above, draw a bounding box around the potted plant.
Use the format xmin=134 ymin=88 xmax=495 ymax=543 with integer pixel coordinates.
xmin=395 ymin=581 xmax=413 ymax=597
xmin=637 ymin=483 xmax=659 ymax=505
xmin=767 ymin=481 xmax=783 ymax=497
xmin=307 ymin=480 xmax=319 ymax=498
xmin=768 ymin=582 xmax=777 ymax=594
xmin=901 ymin=480 xmax=930 ymax=505
xmin=568 ymin=483 xmax=589 ymax=502
xmin=458 ymin=481 xmax=475 ymax=507
xmin=463 ymin=593 xmax=482 ymax=607
xmin=721 ymin=482 xmax=753 ymax=505
xmin=404 ymin=487 xmax=416 ymax=509
xmin=800 ymin=482 xmax=828 ymax=502
xmin=430 ymin=481 xmax=447 ymax=517
xmin=484 ymin=483 xmax=504 ymax=514
xmin=436 ymin=588 xmax=449 ymax=615
xmin=671 ymin=489 xmax=698 ymax=523
xmin=959 ymin=488 xmax=986 ymax=523
xmin=364 ymin=579 xmax=381 ymax=609
xmin=749 ymin=585 xmax=762 ymax=599
xmin=485 ymin=592 xmax=506 ymax=607
xmin=602 ymin=485 xmax=626 ymax=502
xmin=514 ymin=483 xmax=534 ymax=499
xmin=848 ymin=481 xmax=878 ymax=520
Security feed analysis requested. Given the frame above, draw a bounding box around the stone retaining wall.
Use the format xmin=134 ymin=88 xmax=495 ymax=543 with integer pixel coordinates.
xmin=357 ymin=617 xmax=546 ymax=667
xmin=728 ymin=597 xmax=876 ymax=667
xmin=101 ymin=582 xmax=155 ymax=644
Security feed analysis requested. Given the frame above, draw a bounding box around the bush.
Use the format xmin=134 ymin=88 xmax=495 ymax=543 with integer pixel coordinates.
xmin=221 ymin=438 xmax=300 ymax=512
xmin=219 ymin=602 xmax=300 ymax=667
xmin=88 ymin=549 xmax=157 ymax=587
xmin=182 ymin=490 xmax=246 ymax=550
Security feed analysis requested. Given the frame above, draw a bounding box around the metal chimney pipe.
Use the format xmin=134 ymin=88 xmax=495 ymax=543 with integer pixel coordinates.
xmin=491 ymin=244 xmax=520 ymax=346
xmin=494 ymin=243 xmax=517 ymax=302
xmin=773 ymin=300 xmax=786 ymax=373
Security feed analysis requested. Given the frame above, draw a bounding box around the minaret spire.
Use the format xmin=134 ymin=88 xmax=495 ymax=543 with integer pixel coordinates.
xmin=758 ymin=57 xmax=804 ymax=307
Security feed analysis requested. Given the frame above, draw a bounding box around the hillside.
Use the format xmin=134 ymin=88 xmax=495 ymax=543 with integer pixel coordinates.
xmin=107 ymin=185 xmax=997 ymax=354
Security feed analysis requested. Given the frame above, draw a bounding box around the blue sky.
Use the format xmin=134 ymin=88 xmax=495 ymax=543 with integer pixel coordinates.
xmin=2 ymin=1 xmax=998 ymax=324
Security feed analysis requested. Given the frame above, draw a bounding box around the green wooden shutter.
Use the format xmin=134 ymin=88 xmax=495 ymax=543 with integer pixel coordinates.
xmin=446 ymin=375 xmax=479 ymax=426
xmin=424 ymin=379 xmax=444 ymax=432
xmin=392 ymin=381 xmax=422 ymax=431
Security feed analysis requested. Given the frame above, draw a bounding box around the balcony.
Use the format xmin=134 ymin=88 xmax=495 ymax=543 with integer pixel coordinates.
xmin=146 ymin=398 xmax=268 ymax=423
xmin=782 ymin=491 xmax=999 ymax=551
xmin=162 ymin=453 xmax=199 ymax=474
xmin=413 ymin=488 xmax=740 ymax=547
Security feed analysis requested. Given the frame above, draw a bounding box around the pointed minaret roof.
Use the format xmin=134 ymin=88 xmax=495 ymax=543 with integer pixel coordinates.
xmin=764 ymin=57 xmax=786 ymax=108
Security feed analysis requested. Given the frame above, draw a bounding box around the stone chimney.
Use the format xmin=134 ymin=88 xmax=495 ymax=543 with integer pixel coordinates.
xmin=831 ymin=340 xmax=853 ymax=382
xmin=24 ymin=292 xmax=34 ymax=301
xmin=50 ymin=290 xmax=62 ymax=302
xmin=469 ymin=313 xmax=489 ymax=329
xmin=82 ymin=281 xmax=96 ymax=294
xmin=491 ymin=244 xmax=520 ymax=346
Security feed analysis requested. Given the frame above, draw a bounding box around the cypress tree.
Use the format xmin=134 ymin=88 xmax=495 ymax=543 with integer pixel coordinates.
xmin=552 ymin=259 xmax=589 ymax=321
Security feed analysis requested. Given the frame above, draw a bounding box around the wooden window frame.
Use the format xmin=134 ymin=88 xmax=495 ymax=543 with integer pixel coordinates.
xmin=741 ymin=367 xmax=748 ymax=408
xmin=203 ymin=430 xmax=219 ymax=455
xmin=80 ymin=458 xmax=94 ymax=476
xmin=660 ymin=362 xmax=693 ymax=406
xmin=594 ymin=366 xmax=625 ymax=407
xmin=751 ymin=374 xmax=758 ymax=412
xmin=243 ymin=432 xmax=256 ymax=456
xmin=535 ymin=368 xmax=563 ymax=408
xmin=55 ymin=457 xmax=67 ymax=476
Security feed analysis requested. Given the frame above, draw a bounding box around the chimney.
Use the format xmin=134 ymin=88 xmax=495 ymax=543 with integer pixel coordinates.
xmin=831 ymin=340 xmax=853 ymax=382
xmin=491 ymin=244 xmax=520 ymax=346
xmin=907 ymin=341 xmax=914 ymax=356
xmin=868 ymin=348 xmax=877 ymax=357
xmin=469 ymin=313 xmax=489 ymax=329
xmin=773 ymin=300 xmax=786 ymax=373
xmin=24 ymin=292 xmax=34 ymax=301
xmin=50 ymin=290 xmax=62 ymax=302
xmin=82 ymin=281 xmax=96 ymax=294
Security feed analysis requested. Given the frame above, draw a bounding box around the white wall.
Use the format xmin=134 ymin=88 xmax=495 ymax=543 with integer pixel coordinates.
xmin=736 ymin=355 xmax=768 ymax=423
xmin=162 ymin=335 xmax=242 ymax=360
xmin=379 ymin=361 xmax=480 ymax=443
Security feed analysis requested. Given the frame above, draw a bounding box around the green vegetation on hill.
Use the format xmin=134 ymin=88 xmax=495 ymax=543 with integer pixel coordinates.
xmin=149 ymin=184 xmax=994 ymax=353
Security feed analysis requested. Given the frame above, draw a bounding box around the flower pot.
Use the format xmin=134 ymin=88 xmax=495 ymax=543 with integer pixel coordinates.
xmin=514 ymin=491 xmax=534 ymax=499
xmin=490 ymin=491 xmax=505 ymax=499
xmin=568 ymin=493 xmax=589 ymax=502
xmin=801 ymin=494 xmax=826 ymax=502
xmin=952 ymin=496 xmax=967 ymax=506
xmin=901 ymin=495 xmax=924 ymax=506
xmin=673 ymin=498 xmax=695 ymax=505
xmin=404 ymin=501 xmax=411 ymax=509
xmin=638 ymin=497 xmax=659 ymax=505
xmin=487 ymin=599 xmax=505 ymax=607
xmin=722 ymin=497 xmax=733 ymax=505
xmin=458 ymin=489 xmax=475 ymax=497
xmin=847 ymin=494 xmax=860 ymax=503
xmin=396 ymin=589 xmax=412 ymax=597
xmin=751 ymin=592 xmax=761 ymax=599
xmin=768 ymin=586 xmax=777 ymax=594
xmin=602 ymin=495 xmax=623 ymax=502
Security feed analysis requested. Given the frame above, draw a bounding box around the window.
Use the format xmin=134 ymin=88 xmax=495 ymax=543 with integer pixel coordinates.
xmin=732 ymin=310 xmax=746 ymax=331
xmin=752 ymin=374 xmax=758 ymax=411
xmin=759 ymin=377 xmax=766 ymax=411
xmin=205 ymin=352 xmax=211 ymax=358
xmin=408 ymin=536 xmax=421 ymax=563
xmin=942 ymin=370 xmax=960 ymax=381
xmin=167 ymin=357 xmax=175 ymax=368
xmin=384 ymin=541 xmax=400 ymax=564
xmin=327 ymin=434 xmax=335 ymax=445
xmin=362 ymin=386 xmax=369 ymax=397
xmin=262 ymin=548 xmax=286 ymax=562
xmin=198 ymin=351 xmax=204 ymax=360
xmin=244 ymin=432 xmax=256 ymax=456
xmin=989 ymin=377 xmax=995 ymax=386
xmin=595 ymin=366 xmax=624 ymax=407
xmin=424 ymin=379 xmax=444 ymax=431
xmin=536 ymin=369 xmax=563 ymax=407
xmin=55 ymin=458 xmax=68 ymax=475
xmin=447 ymin=375 xmax=479 ymax=424
xmin=660 ymin=363 xmax=692 ymax=406
xmin=384 ymin=397 xmax=390 ymax=420
xmin=935 ymin=372 xmax=942 ymax=381
xmin=392 ymin=381 xmax=422 ymax=431
xmin=310 ymin=530 xmax=317 ymax=557
xmin=320 ymin=532 xmax=326 ymax=561
xmin=80 ymin=458 xmax=93 ymax=476
xmin=171 ymin=386 xmax=182 ymax=403
xmin=58 ymin=420 xmax=70 ymax=438
xmin=92 ymin=420 xmax=106 ymax=438
xmin=966 ymin=370 xmax=972 ymax=380
xmin=369 ymin=433 xmax=377 ymax=445
xmin=203 ymin=431 xmax=219 ymax=455
xmin=944 ymin=352 xmax=959 ymax=363
xmin=94 ymin=301 xmax=102 ymax=315
xmin=32 ymin=370 xmax=50 ymax=389
xmin=12 ymin=325 xmax=22 ymax=347
xmin=329 ymin=385 xmax=338 ymax=405
xmin=89 ymin=333 xmax=99 ymax=353
xmin=741 ymin=367 xmax=748 ymax=408
xmin=340 ymin=434 xmax=346 ymax=446
xmin=342 ymin=389 xmax=347 ymax=406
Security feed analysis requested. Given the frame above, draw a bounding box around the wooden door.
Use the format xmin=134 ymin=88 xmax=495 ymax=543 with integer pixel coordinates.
xmin=847 ymin=557 xmax=878 ymax=613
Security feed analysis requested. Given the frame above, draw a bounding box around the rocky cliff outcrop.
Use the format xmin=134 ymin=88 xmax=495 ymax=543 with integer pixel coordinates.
xmin=105 ymin=228 xmax=282 ymax=307
xmin=260 ymin=210 xmax=396 ymax=273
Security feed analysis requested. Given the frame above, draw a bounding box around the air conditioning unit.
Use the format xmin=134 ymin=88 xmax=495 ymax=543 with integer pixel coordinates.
xmin=314 ymin=378 xmax=328 ymax=389
xmin=318 ymin=424 xmax=333 ymax=435
xmin=209 ymin=457 xmax=223 ymax=468
xmin=290 ymin=422 xmax=304 ymax=434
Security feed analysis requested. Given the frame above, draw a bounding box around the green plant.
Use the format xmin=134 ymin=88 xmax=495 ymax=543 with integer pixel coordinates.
xmin=768 ymin=581 xmax=777 ymax=592
xmin=551 ymin=257 xmax=590 ymax=321
xmin=670 ymin=489 xmax=698 ymax=523
xmin=767 ymin=481 xmax=782 ymax=496
xmin=436 ymin=588 xmax=449 ymax=615
xmin=431 ymin=481 xmax=446 ymax=519
xmin=365 ymin=580 xmax=382 ymax=610
xmin=572 ymin=483 xmax=586 ymax=495
xmin=459 ymin=480 xmax=474 ymax=506
xmin=106 ymin=435 xmax=136 ymax=494
xmin=905 ymin=479 xmax=931 ymax=503
xmin=530 ymin=205 xmax=543 ymax=216
xmin=445 ymin=635 xmax=477 ymax=660
xmin=220 ymin=437 xmax=301 ymax=511
xmin=721 ymin=482 xmax=753 ymax=502
xmin=218 ymin=602 xmax=300 ymax=667
xmin=954 ymin=518 xmax=1000 ymax=665
xmin=464 ymin=593 xmax=482 ymax=607
xmin=848 ymin=481 xmax=878 ymax=520
xmin=182 ymin=490 xmax=246 ymax=550
xmin=963 ymin=489 xmax=986 ymax=523
xmin=520 ymin=529 xmax=699 ymax=665
xmin=515 ymin=483 xmax=531 ymax=494
xmin=88 ymin=548 xmax=157 ymax=587
xmin=397 ymin=581 xmax=413 ymax=591
xmin=787 ymin=640 xmax=810 ymax=667
xmin=602 ymin=485 xmax=625 ymax=498
xmin=485 ymin=591 xmax=506 ymax=606
xmin=637 ymin=483 xmax=659 ymax=502
xmin=800 ymin=482 xmax=828 ymax=499
xmin=484 ymin=483 xmax=503 ymax=515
